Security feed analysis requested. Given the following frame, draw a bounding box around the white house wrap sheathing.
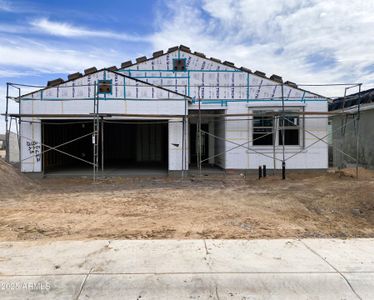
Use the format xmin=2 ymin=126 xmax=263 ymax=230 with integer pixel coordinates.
xmin=120 ymin=50 xmax=309 ymax=100
xmin=19 ymin=70 xmax=188 ymax=172
xmin=18 ymin=47 xmax=328 ymax=173
xmin=120 ymin=48 xmax=328 ymax=170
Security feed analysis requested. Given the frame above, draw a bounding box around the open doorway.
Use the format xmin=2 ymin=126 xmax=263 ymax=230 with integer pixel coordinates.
xmin=42 ymin=119 xmax=168 ymax=175
xmin=189 ymin=123 xmax=209 ymax=166
xmin=188 ymin=110 xmax=226 ymax=169
xmin=103 ymin=120 xmax=168 ymax=171
xmin=42 ymin=120 xmax=94 ymax=173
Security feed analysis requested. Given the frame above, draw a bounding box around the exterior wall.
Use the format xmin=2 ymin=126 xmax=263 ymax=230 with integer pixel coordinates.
xmin=20 ymin=118 xmax=188 ymax=172
xmin=19 ymin=69 xmax=188 ymax=173
xmin=301 ymin=101 xmax=329 ymax=169
xmin=20 ymin=70 xmax=187 ymax=116
xmin=168 ymin=119 xmax=187 ymax=171
xmin=20 ymin=99 xmax=186 ymax=117
xmin=219 ymin=101 xmax=328 ymax=170
xmin=331 ymin=108 xmax=374 ymax=169
xmin=18 ymin=51 xmax=328 ymax=172
xmin=120 ymin=50 xmax=319 ymax=102
xmin=122 ymin=50 xmax=328 ymax=170
xmin=22 ymin=70 xmax=186 ymax=102
xmin=20 ymin=119 xmax=41 ymax=172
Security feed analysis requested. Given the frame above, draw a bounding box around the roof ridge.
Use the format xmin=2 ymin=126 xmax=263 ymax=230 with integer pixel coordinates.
xmin=116 ymin=45 xmax=302 ymax=90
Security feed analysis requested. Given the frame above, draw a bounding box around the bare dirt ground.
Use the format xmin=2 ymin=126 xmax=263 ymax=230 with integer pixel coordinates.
xmin=0 ymin=159 xmax=373 ymax=241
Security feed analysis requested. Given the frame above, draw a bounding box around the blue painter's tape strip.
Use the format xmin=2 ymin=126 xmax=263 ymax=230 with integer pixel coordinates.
xmin=117 ymin=69 xmax=241 ymax=73
xmin=246 ymin=73 xmax=250 ymax=102
xmin=124 ymin=76 xmax=126 ymax=99
xmin=21 ymin=97 xmax=326 ymax=102
xmin=131 ymin=76 xmax=189 ymax=79
xmin=187 ymin=71 xmax=190 ymax=97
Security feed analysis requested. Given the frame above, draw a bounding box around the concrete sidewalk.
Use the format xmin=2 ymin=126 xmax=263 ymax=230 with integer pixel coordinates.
xmin=0 ymin=239 xmax=373 ymax=299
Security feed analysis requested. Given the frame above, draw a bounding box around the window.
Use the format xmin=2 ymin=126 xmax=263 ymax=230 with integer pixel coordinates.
xmin=252 ymin=111 xmax=302 ymax=146
xmin=173 ymin=58 xmax=186 ymax=71
xmin=278 ymin=115 xmax=300 ymax=146
xmin=253 ymin=114 xmax=274 ymax=145
xmin=98 ymin=80 xmax=112 ymax=94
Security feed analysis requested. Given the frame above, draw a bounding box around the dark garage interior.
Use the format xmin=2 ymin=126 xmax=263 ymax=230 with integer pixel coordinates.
xmin=42 ymin=120 xmax=94 ymax=172
xmin=42 ymin=120 xmax=168 ymax=174
xmin=103 ymin=120 xmax=168 ymax=170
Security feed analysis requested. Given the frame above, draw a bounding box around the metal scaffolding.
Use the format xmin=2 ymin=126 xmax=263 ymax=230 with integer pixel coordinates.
xmin=3 ymin=81 xmax=366 ymax=180
xmin=191 ymin=82 xmax=364 ymax=179
xmin=93 ymin=82 xmax=100 ymax=181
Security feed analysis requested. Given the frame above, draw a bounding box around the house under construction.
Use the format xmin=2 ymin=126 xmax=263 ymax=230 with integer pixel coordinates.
xmin=6 ymin=45 xmax=330 ymax=176
xmin=329 ymin=88 xmax=374 ymax=169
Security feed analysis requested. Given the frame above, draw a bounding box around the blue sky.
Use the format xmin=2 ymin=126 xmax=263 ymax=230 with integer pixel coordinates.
xmin=1 ymin=0 xmax=374 ymax=132
xmin=0 ymin=0 xmax=161 ymax=86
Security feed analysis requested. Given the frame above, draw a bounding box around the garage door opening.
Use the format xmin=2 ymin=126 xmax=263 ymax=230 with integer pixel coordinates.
xmin=42 ymin=120 xmax=94 ymax=173
xmin=103 ymin=120 xmax=168 ymax=172
xmin=42 ymin=120 xmax=168 ymax=175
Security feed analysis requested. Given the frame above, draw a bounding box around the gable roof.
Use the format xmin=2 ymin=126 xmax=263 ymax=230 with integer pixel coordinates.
xmin=19 ymin=68 xmax=192 ymax=100
xmin=18 ymin=45 xmax=327 ymax=101
xmin=117 ymin=44 xmax=325 ymax=98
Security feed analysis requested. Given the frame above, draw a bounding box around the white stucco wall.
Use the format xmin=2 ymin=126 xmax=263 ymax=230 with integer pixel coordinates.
xmin=20 ymin=119 xmax=41 ymax=172
xmin=168 ymin=119 xmax=188 ymax=171
xmin=222 ymin=101 xmax=328 ymax=170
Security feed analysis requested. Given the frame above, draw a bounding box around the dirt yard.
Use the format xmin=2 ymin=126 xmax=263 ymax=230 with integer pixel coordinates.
xmin=0 ymin=159 xmax=373 ymax=241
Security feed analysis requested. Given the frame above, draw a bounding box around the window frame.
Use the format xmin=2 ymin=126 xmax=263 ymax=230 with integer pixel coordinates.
xmin=278 ymin=115 xmax=301 ymax=146
xmin=251 ymin=108 xmax=304 ymax=148
xmin=97 ymin=79 xmax=113 ymax=95
xmin=252 ymin=112 xmax=275 ymax=146
xmin=172 ymin=58 xmax=187 ymax=72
